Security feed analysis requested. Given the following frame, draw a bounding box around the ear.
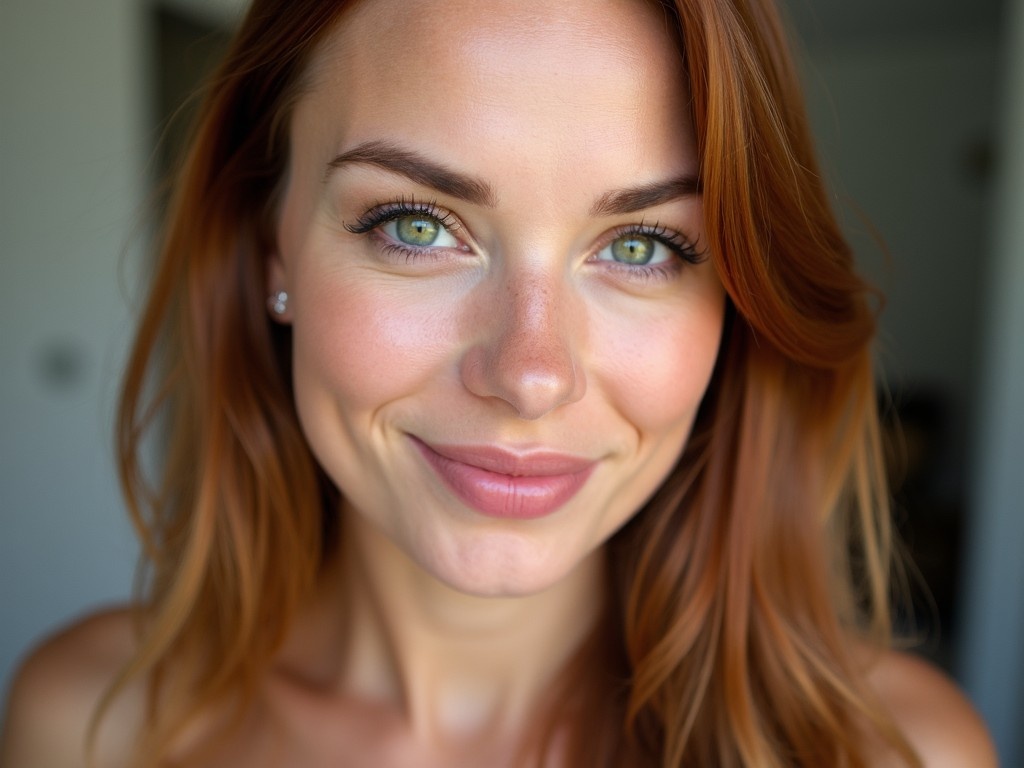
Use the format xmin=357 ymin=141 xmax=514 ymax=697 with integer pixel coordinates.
xmin=266 ymin=253 xmax=293 ymax=324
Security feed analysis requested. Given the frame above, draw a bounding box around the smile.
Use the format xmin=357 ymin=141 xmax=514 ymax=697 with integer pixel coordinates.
xmin=410 ymin=437 xmax=598 ymax=520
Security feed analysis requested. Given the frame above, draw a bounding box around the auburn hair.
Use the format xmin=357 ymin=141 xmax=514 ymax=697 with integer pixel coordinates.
xmin=104 ymin=0 xmax=919 ymax=765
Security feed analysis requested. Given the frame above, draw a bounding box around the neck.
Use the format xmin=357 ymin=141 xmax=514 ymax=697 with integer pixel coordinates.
xmin=329 ymin=507 xmax=607 ymax=749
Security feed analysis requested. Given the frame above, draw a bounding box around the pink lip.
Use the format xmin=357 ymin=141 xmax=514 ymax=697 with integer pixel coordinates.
xmin=410 ymin=437 xmax=597 ymax=520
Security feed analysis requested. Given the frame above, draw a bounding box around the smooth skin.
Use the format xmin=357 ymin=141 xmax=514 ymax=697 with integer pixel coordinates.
xmin=0 ymin=0 xmax=998 ymax=766
xmin=273 ymin=0 xmax=723 ymax=603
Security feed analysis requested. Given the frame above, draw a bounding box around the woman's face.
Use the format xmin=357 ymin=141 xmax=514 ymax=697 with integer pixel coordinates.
xmin=271 ymin=0 xmax=725 ymax=596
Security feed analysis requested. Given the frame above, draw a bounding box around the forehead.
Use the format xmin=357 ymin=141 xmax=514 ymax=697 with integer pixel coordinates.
xmin=290 ymin=0 xmax=695 ymax=194
xmin=309 ymin=0 xmax=682 ymax=83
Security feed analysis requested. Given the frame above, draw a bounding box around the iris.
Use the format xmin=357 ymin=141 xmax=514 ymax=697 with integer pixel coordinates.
xmin=611 ymin=234 xmax=655 ymax=265
xmin=395 ymin=215 xmax=441 ymax=246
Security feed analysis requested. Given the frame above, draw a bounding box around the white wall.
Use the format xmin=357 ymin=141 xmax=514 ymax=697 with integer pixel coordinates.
xmin=1 ymin=0 xmax=146 ymax=703
xmin=0 ymin=0 xmax=248 ymax=709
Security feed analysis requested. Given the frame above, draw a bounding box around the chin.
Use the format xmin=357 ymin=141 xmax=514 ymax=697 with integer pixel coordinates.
xmin=410 ymin=526 xmax=603 ymax=599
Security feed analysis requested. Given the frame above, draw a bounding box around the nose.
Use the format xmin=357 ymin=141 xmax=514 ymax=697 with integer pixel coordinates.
xmin=460 ymin=269 xmax=586 ymax=420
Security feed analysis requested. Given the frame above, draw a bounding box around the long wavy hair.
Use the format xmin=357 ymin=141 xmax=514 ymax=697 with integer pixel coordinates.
xmin=103 ymin=0 xmax=918 ymax=765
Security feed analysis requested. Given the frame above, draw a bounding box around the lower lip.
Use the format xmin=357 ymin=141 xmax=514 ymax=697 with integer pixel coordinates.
xmin=412 ymin=439 xmax=596 ymax=520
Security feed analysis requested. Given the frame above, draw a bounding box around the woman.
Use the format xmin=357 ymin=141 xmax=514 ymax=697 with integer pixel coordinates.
xmin=0 ymin=0 xmax=996 ymax=765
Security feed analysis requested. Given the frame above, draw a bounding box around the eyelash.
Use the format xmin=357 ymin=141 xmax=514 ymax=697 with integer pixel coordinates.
xmin=344 ymin=197 xmax=461 ymax=235
xmin=344 ymin=199 xmax=705 ymax=280
xmin=615 ymin=222 xmax=704 ymax=266
xmin=344 ymin=198 xmax=463 ymax=261
xmin=577 ymin=221 xmax=703 ymax=286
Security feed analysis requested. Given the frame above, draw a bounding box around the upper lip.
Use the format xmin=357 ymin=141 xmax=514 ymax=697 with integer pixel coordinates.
xmin=410 ymin=436 xmax=597 ymax=477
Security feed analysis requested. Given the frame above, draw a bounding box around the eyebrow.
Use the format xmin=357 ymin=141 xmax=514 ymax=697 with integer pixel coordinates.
xmin=325 ymin=139 xmax=701 ymax=217
xmin=589 ymin=175 xmax=702 ymax=217
xmin=325 ymin=140 xmax=498 ymax=207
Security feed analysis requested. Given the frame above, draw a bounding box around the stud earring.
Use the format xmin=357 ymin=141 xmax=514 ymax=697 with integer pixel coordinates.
xmin=267 ymin=290 xmax=289 ymax=315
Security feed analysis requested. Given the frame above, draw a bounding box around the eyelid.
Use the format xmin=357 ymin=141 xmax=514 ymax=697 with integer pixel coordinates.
xmin=344 ymin=198 xmax=464 ymax=239
xmin=344 ymin=197 xmax=482 ymax=270
xmin=603 ymin=221 xmax=706 ymax=264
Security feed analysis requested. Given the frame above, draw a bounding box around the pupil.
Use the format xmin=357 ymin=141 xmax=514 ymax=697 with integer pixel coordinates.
xmin=612 ymin=235 xmax=653 ymax=265
xmin=396 ymin=215 xmax=439 ymax=246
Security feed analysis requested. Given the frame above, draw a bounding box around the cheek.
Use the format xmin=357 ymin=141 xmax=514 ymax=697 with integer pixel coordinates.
xmin=594 ymin=293 xmax=725 ymax=433
xmin=291 ymin=273 xmax=459 ymax=413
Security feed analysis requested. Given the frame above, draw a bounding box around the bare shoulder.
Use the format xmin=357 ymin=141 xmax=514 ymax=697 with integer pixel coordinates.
xmin=867 ymin=648 xmax=999 ymax=768
xmin=0 ymin=606 xmax=143 ymax=768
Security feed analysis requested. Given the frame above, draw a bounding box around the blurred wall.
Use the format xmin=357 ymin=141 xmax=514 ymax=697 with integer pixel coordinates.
xmin=958 ymin=0 xmax=1024 ymax=763
xmin=1 ymin=0 xmax=146 ymax=704
xmin=0 ymin=0 xmax=245 ymax=713
xmin=795 ymin=16 xmax=1024 ymax=761
xmin=802 ymin=35 xmax=997 ymax=504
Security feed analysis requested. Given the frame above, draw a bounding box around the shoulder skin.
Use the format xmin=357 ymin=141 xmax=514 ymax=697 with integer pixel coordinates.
xmin=1 ymin=613 xmax=1000 ymax=768
xmin=868 ymin=649 xmax=999 ymax=768
xmin=0 ymin=607 xmax=142 ymax=768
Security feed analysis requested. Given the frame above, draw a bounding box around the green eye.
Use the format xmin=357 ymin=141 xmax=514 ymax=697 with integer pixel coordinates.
xmin=395 ymin=215 xmax=441 ymax=246
xmin=610 ymin=234 xmax=655 ymax=265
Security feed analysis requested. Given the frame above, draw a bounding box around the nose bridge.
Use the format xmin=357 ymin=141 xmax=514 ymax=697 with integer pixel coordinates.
xmin=461 ymin=259 xmax=585 ymax=420
xmin=505 ymin=269 xmax=561 ymax=346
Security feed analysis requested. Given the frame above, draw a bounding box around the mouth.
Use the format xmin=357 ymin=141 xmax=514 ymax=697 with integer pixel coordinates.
xmin=409 ymin=436 xmax=597 ymax=520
